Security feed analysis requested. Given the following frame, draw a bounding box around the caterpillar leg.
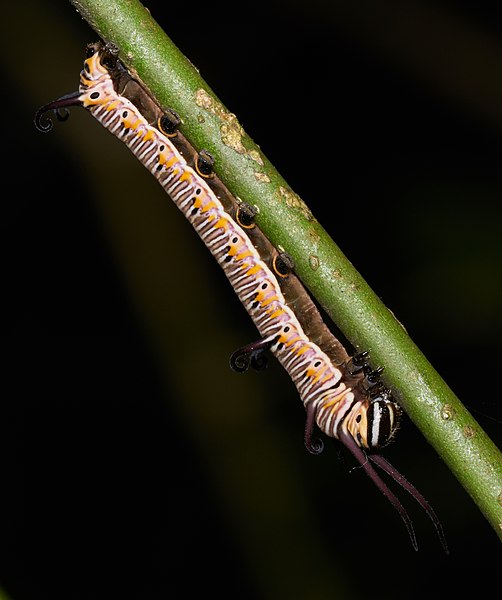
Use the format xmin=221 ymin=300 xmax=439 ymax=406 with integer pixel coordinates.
xmin=229 ymin=336 xmax=277 ymax=373
xmin=350 ymin=351 xmax=387 ymax=390
xmin=349 ymin=351 xmax=370 ymax=374
xmin=304 ymin=403 xmax=324 ymax=455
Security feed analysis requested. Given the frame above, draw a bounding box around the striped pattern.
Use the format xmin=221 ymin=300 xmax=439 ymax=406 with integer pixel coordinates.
xmin=36 ymin=43 xmax=452 ymax=552
xmin=77 ymin=43 xmax=400 ymax=450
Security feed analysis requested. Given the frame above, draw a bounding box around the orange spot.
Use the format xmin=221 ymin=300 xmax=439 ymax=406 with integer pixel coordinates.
xmin=268 ymin=308 xmax=285 ymax=319
xmin=140 ymin=129 xmax=155 ymax=142
xmin=123 ymin=117 xmax=140 ymax=131
xmin=214 ymin=218 xmax=228 ymax=230
xmin=201 ymin=201 xmax=217 ymax=213
xmin=287 ymin=336 xmax=302 ymax=348
xmin=261 ymin=295 xmax=279 ymax=307
xmin=236 ymin=249 xmax=254 ymax=261
xmin=279 ymin=332 xmax=301 ymax=346
xmin=106 ymin=99 xmax=121 ymax=112
xmin=295 ymin=346 xmax=309 ymax=356
xmin=164 ymin=156 xmax=177 ymax=168
xmin=245 ymin=265 xmax=262 ymax=276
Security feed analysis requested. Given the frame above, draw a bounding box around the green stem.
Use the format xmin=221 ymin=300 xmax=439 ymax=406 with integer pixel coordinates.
xmin=69 ymin=0 xmax=502 ymax=539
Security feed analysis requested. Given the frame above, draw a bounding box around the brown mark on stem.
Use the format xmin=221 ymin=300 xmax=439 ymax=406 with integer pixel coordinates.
xmin=254 ymin=172 xmax=271 ymax=183
xmin=278 ymin=186 xmax=314 ymax=221
xmin=195 ymin=89 xmax=265 ymax=169
xmin=441 ymin=404 xmax=456 ymax=420
xmin=463 ymin=425 xmax=476 ymax=438
xmin=309 ymin=255 xmax=320 ymax=270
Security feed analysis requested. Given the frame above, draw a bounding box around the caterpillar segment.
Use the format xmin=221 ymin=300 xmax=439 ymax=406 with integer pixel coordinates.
xmin=35 ymin=40 xmax=448 ymax=553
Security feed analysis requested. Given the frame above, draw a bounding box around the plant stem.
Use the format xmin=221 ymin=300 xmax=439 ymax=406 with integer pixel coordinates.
xmin=69 ymin=0 xmax=502 ymax=539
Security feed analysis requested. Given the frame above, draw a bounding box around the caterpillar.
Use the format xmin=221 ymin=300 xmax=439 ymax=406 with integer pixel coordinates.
xmin=35 ymin=40 xmax=447 ymax=552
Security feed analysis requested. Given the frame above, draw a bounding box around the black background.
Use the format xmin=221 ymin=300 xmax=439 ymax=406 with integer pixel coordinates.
xmin=1 ymin=1 xmax=501 ymax=599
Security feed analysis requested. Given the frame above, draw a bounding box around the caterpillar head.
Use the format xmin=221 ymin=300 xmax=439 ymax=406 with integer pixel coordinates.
xmin=340 ymin=387 xmax=401 ymax=450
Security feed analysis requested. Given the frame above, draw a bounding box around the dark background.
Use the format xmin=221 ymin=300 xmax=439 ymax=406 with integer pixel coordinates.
xmin=1 ymin=1 xmax=501 ymax=598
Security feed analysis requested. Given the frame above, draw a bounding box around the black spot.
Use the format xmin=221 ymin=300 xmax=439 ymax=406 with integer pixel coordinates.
xmin=273 ymin=252 xmax=294 ymax=277
xmin=196 ymin=149 xmax=215 ymax=177
xmin=236 ymin=203 xmax=257 ymax=228
xmin=158 ymin=110 xmax=180 ymax=136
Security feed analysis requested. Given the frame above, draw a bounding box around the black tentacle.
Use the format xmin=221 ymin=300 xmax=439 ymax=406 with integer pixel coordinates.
xmin=338 ymin=430 xmax=419 ymax=551
xmin=229 ymin=337 xmax=275 ymax=373
xmin=34 ymin=91 xmax=83 ymax=133
xmin=369 ymin=454 xmax=449 ymax=554
xmin=304 ymin=402 xmax=324 ymax=455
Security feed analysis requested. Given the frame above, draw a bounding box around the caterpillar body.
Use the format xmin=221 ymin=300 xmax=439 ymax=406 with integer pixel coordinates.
xmin=35 ymin=41 xmax=447 ymax=552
